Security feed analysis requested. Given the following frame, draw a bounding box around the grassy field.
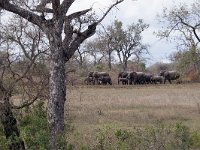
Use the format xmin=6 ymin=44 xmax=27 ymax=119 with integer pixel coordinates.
xmin=66 ymin=83 xmax=200 ymax=146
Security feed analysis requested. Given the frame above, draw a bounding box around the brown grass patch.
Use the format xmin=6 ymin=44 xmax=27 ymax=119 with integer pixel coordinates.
xmin=66 ymin=83 xmax=200 ymax=140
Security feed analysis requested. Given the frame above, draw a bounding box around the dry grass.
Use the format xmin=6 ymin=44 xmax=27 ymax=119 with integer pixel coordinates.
xmin=66 ymin=83 xmax=200 ymax=143
xmin=11 ymin=83 xmax=200 ymax=146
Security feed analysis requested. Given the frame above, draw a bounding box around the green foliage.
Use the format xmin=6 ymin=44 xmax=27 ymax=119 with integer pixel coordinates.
xmin=174 ymin=122 xmax=192 ymax=149
xmin=95 ymin=64 xmax=104 ymax=72
xmin=15 ymin=101 xmax=74 ymax=150
xmin=95 ymin=125 xmax=115 ymax=150
xmin=170 ymin=47 xmax=200 ymax=82
xmin=0 ymin=123 xmax=8 ymax=149
xmin=19 ymin=102 xmax=50 ymax=149
xmin=191 ymin=131 xmax=200 ymax=148
xmin=115 ymin=129 xmax=130 ymax=141
xmin=93 ymin=122 xmax=200 ymax=150
xmin=137 ymin=62 xmax=146 ymax=71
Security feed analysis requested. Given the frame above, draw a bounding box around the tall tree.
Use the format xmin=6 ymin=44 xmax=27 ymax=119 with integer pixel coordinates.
xmin=0 ymin=0 xmax=124 ymax=149
xmin=109 ymin=20 xmax=149 ymax=71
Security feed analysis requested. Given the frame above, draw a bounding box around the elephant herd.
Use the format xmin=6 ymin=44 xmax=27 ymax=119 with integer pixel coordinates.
xmin=84 ymin=72 xmax=112 ymax=85
xmin=84 ymin=70 xmax=180 ymax=85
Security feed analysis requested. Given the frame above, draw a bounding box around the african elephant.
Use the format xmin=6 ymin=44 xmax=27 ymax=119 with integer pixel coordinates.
xmin=144 ymin=73 xmax=153 ymax=84
xmin=128 ymin=72 xmax=145 ymax=85
xmin=98 ymin=76 xmax=112 ymax=85
xmin=93 ymin=72 xmax=110 ymax=84
xmin=150 ymin=75 xmax=163 ymax=84
xmin=118 ymin=78 xmax=129 ymax=85
xmin=118 ymin=72 xmax=128 ymax=84
xmin=88 ymin=71 xmax=94 ymax=77
xmin=84 ymin=77 xmax=94 ymax=85
xmin=160 ymin=70 xmax=180 ymax=84
xmin=126 ymin=72 xmax=135 ymax=84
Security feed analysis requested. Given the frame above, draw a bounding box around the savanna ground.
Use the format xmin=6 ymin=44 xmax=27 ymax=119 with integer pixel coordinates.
xmin=66 ymin=83 xmax=200 ymax=147
xmin=8 ymin=83 xmax=200 ymax=149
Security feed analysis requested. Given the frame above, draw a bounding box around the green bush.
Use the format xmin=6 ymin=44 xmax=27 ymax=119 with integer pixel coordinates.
xmin=0 ymin=123 xmax=8 ymax=149
xmin=19 ymin=102 xmax=50 ymax=149
xmin=19 ymin=101 xmax=74 ymax=150
xmin=191 ymin=131 xmax=200 ymax=149
xmin=95 ymin=64 xmax=104 ymax=72
xmin=173 ymin=122 xmax=192 ymax=149
xmin=94 ymin=122 xmax=200 ymax=150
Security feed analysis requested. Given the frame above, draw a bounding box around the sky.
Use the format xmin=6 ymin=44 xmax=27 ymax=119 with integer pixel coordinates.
xmin=0 ymin=0 xmax=197 ymax=66
xmin=69 ymin=0 xmax=197 ymax=66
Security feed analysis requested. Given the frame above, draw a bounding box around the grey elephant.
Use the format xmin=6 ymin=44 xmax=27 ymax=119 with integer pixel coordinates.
xmin=118 ymin=78 xmax=129 ymax=85
xmin=98 ymin=76 xmax=112 ymax=85
xmin=127 ymin=72 xmax=145 ymax=85
xmin=126 ymin=72 xmax=135 ymax=84
xmin=118 ymin=72 xmax=128 ymax=84
xmin=93 ymin=72 xmax=110 ymax=84
xmin=88 ymin=71 xmax=94 ymax=77
xmin=144 ymin=73 xmax=153 ymax=84
xmin=160 ymin=70 xmax=180 ymax=84
xmin=84 ymin=77 xmax=94 ymax=85
xmin=151 ymin=75 xmax=163 ymax=84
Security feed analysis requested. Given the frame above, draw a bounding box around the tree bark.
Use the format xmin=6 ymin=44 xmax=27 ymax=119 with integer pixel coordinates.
xmin=123 ymin=60 xmax=128 ymax=71
xmin=48 ymin=44 xmax=66 ymax=149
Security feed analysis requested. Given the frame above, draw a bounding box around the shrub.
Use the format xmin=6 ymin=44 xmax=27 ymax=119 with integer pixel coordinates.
xmin=19 ymin=101 xmax=74 ymax=150
xmin=191 ymin=131 xmax=200 ymax=149
xmin=95 ymin=64 xmax=104 ymax=72
xmin=94 ymin=122 xmax=199 ymax=150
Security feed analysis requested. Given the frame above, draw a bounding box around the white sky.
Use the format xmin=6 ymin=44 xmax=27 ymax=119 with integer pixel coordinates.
xmin=70 ymin=0 xmax=197 ymax=65
xmin=1 ymin=0 xmax=197 ymax=66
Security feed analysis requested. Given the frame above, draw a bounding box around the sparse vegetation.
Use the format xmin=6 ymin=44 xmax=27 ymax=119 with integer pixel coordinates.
xmin=1 ymin=82 xmax=200 ymax=149
xmin=64 ymin=83 xmax=200 ymax=149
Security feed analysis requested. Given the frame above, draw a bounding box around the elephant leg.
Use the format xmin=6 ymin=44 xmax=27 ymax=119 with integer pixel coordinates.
xmin=129 ymin=79 xmax=132 ymax=85
xmin=169 ymin=79 xmax=172 ymax=84
xmin=164 ymin=78 xmax=166 ymax=84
